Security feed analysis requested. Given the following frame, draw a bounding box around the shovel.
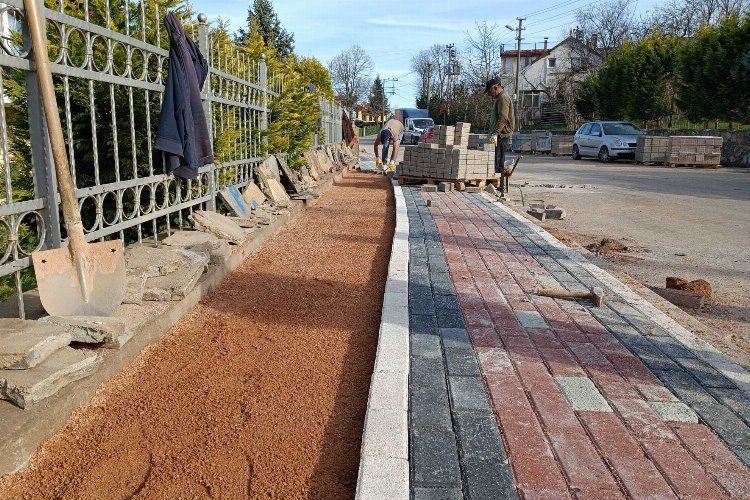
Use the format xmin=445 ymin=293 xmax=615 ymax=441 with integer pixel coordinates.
xmin=25 ymin=0 xmax=125 ymax=316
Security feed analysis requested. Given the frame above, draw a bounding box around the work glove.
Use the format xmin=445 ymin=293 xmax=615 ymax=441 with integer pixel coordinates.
xmin=376 ymin=158 xmax=383 ymax=167
xmin=388 ymin=161 xmax=396 ymax=171
xmin=489 ymin=134 xmax=498 ymax=146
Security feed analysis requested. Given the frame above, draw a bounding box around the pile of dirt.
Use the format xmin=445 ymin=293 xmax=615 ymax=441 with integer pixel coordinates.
xmin=585 ymin=238 xmax=629 ymax=255
xmin=667 ymin=276 xmax=713 ymax=302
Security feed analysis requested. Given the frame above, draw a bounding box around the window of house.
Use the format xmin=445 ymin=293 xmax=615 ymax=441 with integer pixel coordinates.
xmin=548 ymin=58 xmax=556 ymax=68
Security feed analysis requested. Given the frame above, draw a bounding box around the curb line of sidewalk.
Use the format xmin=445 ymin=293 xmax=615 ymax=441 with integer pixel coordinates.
xmin=356 ymin=180 xmax=410 ymax=500
xmin=485 ymin=193 xmax=750 ymax=396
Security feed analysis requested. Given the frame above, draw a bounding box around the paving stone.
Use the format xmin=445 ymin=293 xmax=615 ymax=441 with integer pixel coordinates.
xmin=356 ymin=457 xmax=408 ymax=500
xmin=444 ymin=348 xmax=481 ymax=376
xmin=691 ymin=401 xmax=750 ymax=452
xmin=513 ymin=310 xmax=547 ymax=329
xmin=0 ymin=319 xmax=71 ymax=369
xmin=648 ymin=401 xmax=699 ymax=422
xmin=411 ymin=357 xmax=452 ymax=429
xmin=410 ymin=426 xmax=462 ymax=487
xmin=555 ymin=376 xmax=612 ymax=412
xmin=411 ymin=314 xmax=439 ymax=336
xmin=653 ymin=369 xmax=718 ymax=404
xmin=436 ymin=309 xmax=466 ymax=329
xmin=411 ymin=334 xmax=442 ymax=359
xmin=627 ymin=343 xmax=682 ymax=372
xmin=440 ymin=328 xmax=471 ymax=349
xmin=40 ymin=316 xmax=126 ymax=347
xmin=448 ymin=376 xmax=491 ymax=411
xmin=648 ymin=335 xmax=698 ymax=359
xmin=412 ymin=487 xmax=463 ymax=500
xmin=410 ymin=293 xmax=436 ymax=316
xmin=433 ymin=294 xmax=461 ymax=310
xmin=369 ymin=371 xmax=408 ymax=411
xmin=125 ymin=245 xmax=190 ymax=278
xmin=453 ymin=411 xmax=508 ymax=463
xmin=361 ymin=408 xmax=408 ymax=459
xmin=674 ymin=357 xmax=738 ymax=389
xmin=0 ymin=347 xmax=102 ymax=408
xmin=708 ymin=387 xmax=750 ymax=425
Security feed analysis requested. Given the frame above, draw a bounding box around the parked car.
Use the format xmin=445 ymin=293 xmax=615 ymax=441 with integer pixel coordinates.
xmin=395 ymin=108 xmax=435 ymax=145
xmin=572 ymin=121 xmax=644 ymax=162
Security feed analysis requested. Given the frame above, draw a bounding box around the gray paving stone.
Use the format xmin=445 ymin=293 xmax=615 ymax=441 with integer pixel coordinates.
xmin=648 ymin=401 xmax=699 ymax=422
xmin=628 ymin=344 xmax=682 ymax=372
xmin=410 ymin=294 xmax=436 ymax=316
xmin=411 ymin=427 xmax=462 ymax=488
xmin=436 ymin=309 xmax=466 ymax=329
xmin=587 ymin=306 xmax=628 ymax=326
xmin=412 ymin=487 xmax=463 ymax=500
xmin=453 ymin=411 xmax=508 ymax=463
xmin=648 ymin=336 xmax=699 ymax=359
xmin=411 ymin=334 xmax=443 ymax=359
xmin=654 ymin=369 xmax=718 ymax=404
xmin=708 ymin=387 xmax=750 ymax=426
xmin=674 ymin=357 xmax=738 ymax=389
xmin=434 ymin=294 xmax=461 ymax=311
xmin=411 ymin=314 xmax=439 ymax=336
xmin=445 ymin=348 xmax=481 ymax=376
xmin=448 ymin=376 xmax=491 ymax=411
xmin=556 ymin=376 xmax=612 ymax=412
xmin=462 ymin=459 xmax=517 ymax=500
xmin=691 ymin=401 xmax=750 ymax=453
xmin=440 ymin=328 xmax=471 ymax=349
xmin=608 ymin=323 xmax=652 ymax=348
xmin=428 ymin=260 xmax=449 ymax=273
xmin=411 ymin=358 xmax=452 ymax=429
xmin=513 ymin=310 xmax=547 ymax=330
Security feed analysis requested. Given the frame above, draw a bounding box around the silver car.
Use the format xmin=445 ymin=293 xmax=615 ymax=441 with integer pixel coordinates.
xmin=572 ymin=121 xmax=644 ymax=162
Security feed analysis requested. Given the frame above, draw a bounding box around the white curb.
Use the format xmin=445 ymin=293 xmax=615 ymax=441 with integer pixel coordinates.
xmin=481 ymin=193 xmax=750 ymax=396
xmin=355 ymin=180 xmax=410 ymax=500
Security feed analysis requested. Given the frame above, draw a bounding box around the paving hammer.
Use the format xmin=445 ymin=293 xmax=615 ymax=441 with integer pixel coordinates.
xmin=536 ymin=286 xmax=604 ymax=307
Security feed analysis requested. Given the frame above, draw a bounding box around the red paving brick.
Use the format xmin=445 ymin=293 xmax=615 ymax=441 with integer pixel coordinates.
xmin=429 ymin=191 xmax=750 ymax=499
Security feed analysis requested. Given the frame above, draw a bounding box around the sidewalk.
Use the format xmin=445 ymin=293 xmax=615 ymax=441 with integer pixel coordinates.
xmin=403 ymin=187 xmax=750 ymax=499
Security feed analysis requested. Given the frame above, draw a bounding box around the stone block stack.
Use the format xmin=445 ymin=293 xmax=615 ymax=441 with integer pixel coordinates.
xmin=453 ymin=122 xmax=471 ymax=148
xmin=398 ymin=142 xmax=494 ymax=180
xmin=669 ymin=136 xmax=723 ymax=167
xmin=430 ymin=125 xmax=455 ymax=147
xmin=635 ymin=136 xmax=670 ymax=164
xmin=551 ymin=135 xmax=574 ymax=155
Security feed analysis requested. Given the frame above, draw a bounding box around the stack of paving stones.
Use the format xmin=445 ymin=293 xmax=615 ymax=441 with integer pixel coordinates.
xmin=403 ymin=188 xmax=516 ymax=499
xmin=453 ymin=123 xmax=471 ymax=149
xmin=403 ymin=187 xmax=750 ymax=498
xmin=399 ymin=145 xmax=494 ymax=180
xmin=551 ymin=135 xmax=574 ymax=156
xmin=430 ymin=125 xmax=456 ymax=147
xmin=635 ymin=136 xmax=670 ymax=164
xmin=669 ymin=136 xmax=723 ymax=167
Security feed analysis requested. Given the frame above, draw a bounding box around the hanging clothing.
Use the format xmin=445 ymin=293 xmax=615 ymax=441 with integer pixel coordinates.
xmin=155 ymin=12 xmax=213 ymax=180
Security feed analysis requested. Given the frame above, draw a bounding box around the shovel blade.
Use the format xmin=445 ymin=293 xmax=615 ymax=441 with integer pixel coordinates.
xmin=31 ymin=240 xmax=126 ymax=317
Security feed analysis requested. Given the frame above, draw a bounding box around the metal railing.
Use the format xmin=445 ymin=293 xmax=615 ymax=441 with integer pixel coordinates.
xmin=0 ymin=1 xmax=339 ymax=318
xmin=316 ymin=97 xmax=343 ymax=146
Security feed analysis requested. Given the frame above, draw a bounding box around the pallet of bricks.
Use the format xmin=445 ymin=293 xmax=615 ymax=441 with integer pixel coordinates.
xmin=397 ymin=122 xmax=494 ymax=185
xmin=635 ymin=136 xmax=670 ymax=165
xmin=669 ymin=136 xmax=722 ymax=168
xmin=551 ymin=135 xmax=574 ymax=156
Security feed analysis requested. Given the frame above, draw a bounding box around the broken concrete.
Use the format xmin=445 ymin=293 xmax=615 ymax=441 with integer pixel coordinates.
xmin=654 ymin=288 xmax=705 ymax=309
xmin=189 ymin=211 xmax=247 ymax=244
xmin=527 ymin=208 xmax=546 ymax=221
xmin=123 ymin=270 xmax=147 ymax=305
xmin=144 ymin=258 xmax=207 ymax=301
xmin=39 ymin=316 xmax=127 ymax=347
xmin=161 ymin=230 xmax=222 ymax=249
xmin=125 ymin=245 xmax=189 ymax=278
xmin=0 ymin=319 xmax=71 ymax=369
xmin=544 ymin=205 xmax=566 ymax=220
xmin=0 ymin=348 xmax=102 ymax=409
xmin=244 ymin=182 xmax=267 ymax=206
xmin=257 ymin=167 xmax=291 ymax=208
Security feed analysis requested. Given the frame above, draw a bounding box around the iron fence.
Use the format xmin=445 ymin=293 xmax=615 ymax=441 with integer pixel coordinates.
xmin=0 ymin=1 xmax=339 ymax=318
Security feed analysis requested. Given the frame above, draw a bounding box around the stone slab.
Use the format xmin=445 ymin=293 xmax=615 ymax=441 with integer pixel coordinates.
xmin=422 ymin=185 xmax=438 ymax=192
xmin=161 ymin=230 xmax=222 ymax=249
xmin=355 ymin=457 xmax=408 ymax=500
xmin=189 ymin=210 xmax=247 ymax=244
xmin=218 ymin=185 xmax=253 ymax=218
xmin=0 ymin=348 xmax=102 ymax=408
xmin=654 ymin=287 xmax=705 ymax=309
xmin=243 ymin=181 xmax=267 ymax=206
xmin=144 ymin=257 xmax=207 ymax=301
xmin=514 ymin=310 xmax=548 ymax=329
xmin=556 ymin=376 xmax=612 ymax=412
xmin=40 ymin=316 xmax=126 ymax=347
xmin=0 ymin=319 xmax=71 ymax=369
xmin=125 ymin=245 xmax=188 ymax=278
xmin=648 ymin=401 xmax=699 ymax=422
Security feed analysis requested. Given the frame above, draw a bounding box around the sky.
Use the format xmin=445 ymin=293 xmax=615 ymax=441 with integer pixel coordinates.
xmin=192 ymin=0 xmax=663 ymax=109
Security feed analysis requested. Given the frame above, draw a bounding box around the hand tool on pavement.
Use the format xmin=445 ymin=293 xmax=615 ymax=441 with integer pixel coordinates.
xmin=536 ymin=286 xmax=604 ymax=307
xmin=25 ymin=0 xmax=126 ymax=316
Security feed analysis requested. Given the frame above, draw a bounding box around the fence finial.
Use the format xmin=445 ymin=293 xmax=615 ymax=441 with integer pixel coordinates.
xmin=261 ymin=53 xmax=266 ymax=60
xmin=198 ymin=13 xmax=207 ymax=24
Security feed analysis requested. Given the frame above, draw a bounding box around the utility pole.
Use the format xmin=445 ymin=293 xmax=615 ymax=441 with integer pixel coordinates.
xmin=426 ymin=63 xmax=433 ymax=116
xmin=505 ymin=18 xmax=525 ymax=131
xmin=444 ymin=44 xmax=460 ymax=125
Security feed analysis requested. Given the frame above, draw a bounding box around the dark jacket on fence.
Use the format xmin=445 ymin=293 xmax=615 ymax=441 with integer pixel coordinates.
xmin=155 ymin=12 xmax=213 ymax=180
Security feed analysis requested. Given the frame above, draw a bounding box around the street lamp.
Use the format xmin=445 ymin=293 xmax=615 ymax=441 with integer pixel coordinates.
xmin=506 ymin=19 xmax=525 ymax=131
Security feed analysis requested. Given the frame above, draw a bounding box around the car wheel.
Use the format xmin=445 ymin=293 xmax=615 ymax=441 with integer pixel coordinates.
xmin=572 ymin=145 xmax=581 ymax=160
xmin=598 ymin=146 xmax=611 ymax=163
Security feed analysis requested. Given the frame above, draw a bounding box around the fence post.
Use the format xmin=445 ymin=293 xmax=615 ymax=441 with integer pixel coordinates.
xmin=260 ymin=54 xmax=268 ymax=155
xmin=197 ymin=13 xmax=215 ymax=211
xmin=26 ymin=0 xmax=62 ymax=250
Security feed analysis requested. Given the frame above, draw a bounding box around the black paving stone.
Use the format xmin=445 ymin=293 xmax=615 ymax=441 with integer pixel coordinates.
xmin=708 ymin=387 xmax=750 ymax=426
xmin=674 ymin=357 xmax=738 ymax=389
xmin=445 ymin=348 xmax=481 ymax=376
xmin=462 ymin=459 xmax=517 ymax=500
xmin=653 ymin=369 xmax=718 ymax=404
xmin=691 ymin=401 xmax=750 ymax=453
xmin=411 ymin=427 xmax=462 ymax=488
xmin=411 ymin=334 xmax=443 ymax=359
xmin=440 ymin=328 xmax=472 ymax=348
xmin=412 ymin=488 xmax=463 ymax=500
xmin=411 ymin=294 xmax=437 ymax=316
xmin=448 ymin=376 xmax=491 ymax=411
xmin=436 ymin=308 xmax=466 ymax=329
xmin=453 ymin=411 xmax=508 ymax=463
xmin=434 ymin=294 xmax=461 ymax=310
xmin=628 ymin=344 xmax=683 ymax=372
xmin=411 ymin=314 xmax=439 ymax=336
xmin=647 ymin=336 xmax=699 ymax=359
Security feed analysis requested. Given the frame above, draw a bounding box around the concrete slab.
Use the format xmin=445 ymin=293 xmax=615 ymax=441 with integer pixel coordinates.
xmin=161 ymin=230 xmax=222 ymax=249
xmin=355 ymin=457 xmax=408 ymax=500
xmin=514 ymin=310 xmax=548 ymax=329
xmin=144 ymin=258 xmax=207 ymax=301
xmin=0 ymin=348 xmax=102 ymax=408
xmin=556 ymin=376 xmax=612 ymax=412
xmin=125 ymin=245 xmax=187 ymax=278
xmin=243 ymin=181 xmax=267 ymax=206
xmin=189 ymin=211 xmax=247 ymax=244
xmin=123 ymin=270 xmax=147 ymax=305
xmin=648 ymin=401 xmax=699 ymax=422
xmin=40 ymin=316 xmax=127 ymax=347
xmin=0 ymin=319 xmax=71 ymax=369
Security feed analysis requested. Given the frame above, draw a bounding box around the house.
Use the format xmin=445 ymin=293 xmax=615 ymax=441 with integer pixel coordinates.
xmin=500 ymin=33 xmax=603 ymax=126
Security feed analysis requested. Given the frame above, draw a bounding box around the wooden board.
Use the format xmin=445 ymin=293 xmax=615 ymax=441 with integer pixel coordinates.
xmin=218 ymin=185 xmax=253 ymax=218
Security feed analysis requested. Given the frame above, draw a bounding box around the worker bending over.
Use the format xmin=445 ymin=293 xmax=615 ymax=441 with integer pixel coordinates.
xmin=374 ymin=118 xmax=404 ymax=172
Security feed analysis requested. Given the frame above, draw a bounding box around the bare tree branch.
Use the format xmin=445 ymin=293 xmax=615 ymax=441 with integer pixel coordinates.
xmin=328 ymin=45 xmax=373 ymax=108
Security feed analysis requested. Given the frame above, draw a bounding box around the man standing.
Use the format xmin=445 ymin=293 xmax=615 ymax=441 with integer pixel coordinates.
xmin=374 ymin=118 xmax=404 ymax=172
xmin=485 ymin=78 xmax=515 ymax=193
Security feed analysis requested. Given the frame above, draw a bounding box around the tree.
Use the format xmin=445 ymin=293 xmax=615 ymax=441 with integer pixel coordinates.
xmin=237 ymin=0 xmax=294 ymax=59
xmin=369 ymin=75 xmax=389 ymax=124
xmin=574 ymin=0 xmax=639 ymax=55
xmin=464 ymin=21 xmax=503 ymax=87
xmin=328 ymin=45 xmax=373 ymax=108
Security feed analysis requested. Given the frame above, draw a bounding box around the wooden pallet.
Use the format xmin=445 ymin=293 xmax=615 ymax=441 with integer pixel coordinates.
xmin=397 ymin=175 xmax=499 ymax=191
xmin=669 ymin=163 xmax=722 ymax=169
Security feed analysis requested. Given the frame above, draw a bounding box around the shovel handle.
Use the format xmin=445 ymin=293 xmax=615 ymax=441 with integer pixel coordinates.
xmin=537 ymin=288 xmax=590 ymax=300
xmin=23 ymin=0 xmax=87 ymax=252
